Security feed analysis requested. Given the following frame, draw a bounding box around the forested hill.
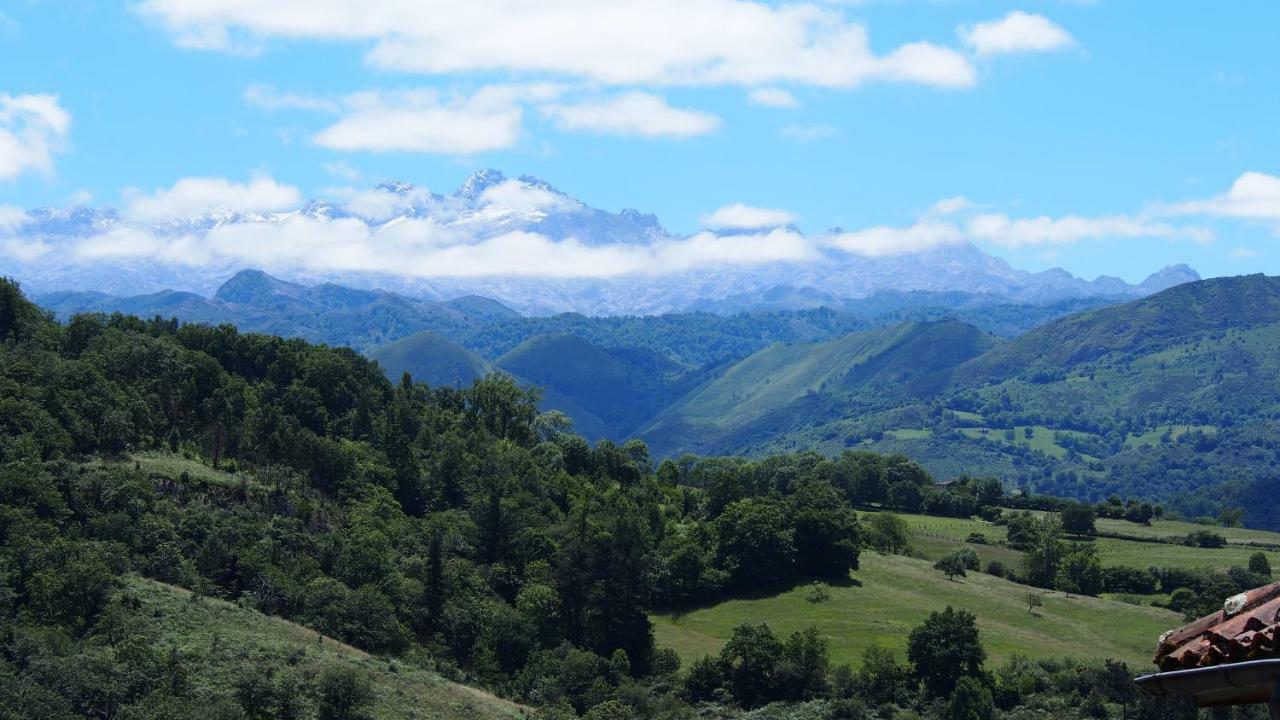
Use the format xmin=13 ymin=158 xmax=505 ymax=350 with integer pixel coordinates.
xmin=0 ymin=277 xmax=867 ymax=717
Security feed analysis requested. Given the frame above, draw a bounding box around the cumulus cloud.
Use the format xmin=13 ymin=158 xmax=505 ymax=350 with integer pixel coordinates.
xmin=701 ymin=203 xmax=797 ymax=229
xmin=748 ymin=87 xmax=799 ymax=108
xmin=0 ymin=93 xmax=71 ymax=180
xmin=960 ymin=11 xmax=1074 ymax=57
xmin=478 ymin=180 xmax=580 ymax=214
xmin=135 ymin=0 xmax=977 ymax=89
xmin=244 ymin=84 xmax=340 ymax=112
xmin=313 ymin=87 xmax=543 ymax=154
xmin=967 ymin=213 xmax=1213 ymax=247
xmin=52 ymin=215 xmax=817 ymax=279
xmin=0 ymin=204 xmax=31 ymax=233
xmin=826 ymin=220 xmax=964 ymax=257
xmin=1169 ymin=171 xmax=1280 ymax=222
xmin=543 ymin=92 xmax=722 ymax=139
xmin=926 ymin=196 xmax=972 ymax=216
xmin=124 ymin=176 xmax=303 ymax=222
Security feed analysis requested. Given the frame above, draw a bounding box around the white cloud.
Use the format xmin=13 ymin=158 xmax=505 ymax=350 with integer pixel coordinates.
xmin=748 ymin=87 xmax=799 ymax=108
xmin=1 ymin=239 xmax=51 ymax=263
xmin=960 ymin=11 xmax=1074 ymax=57
xmin=244 ymin=84 xmax=340 ymax=112
xmin=313 ymin=86 xmax=559 ymax=154
xmin=780 ymin=123 xmax=839 ymax=142
xmin=479 ymin=179 xmax=580 ymax=214
xmin=1229 ymin=247 xmax=1258 ymax=259
xmin=0 ymin=93 xmax=71 ymax=180
xmin=967 ymin=212 xmax=1213 ymax=247
xmin=124 ymin=175 xmax=303 ymax=222
xmin=1170 ymin=171 xmax=1280 ymax=221
xmin=702 ymin=202 xmax=797 ymax=229
xmin=826 ymin=220 xmax=964 ymax=257
xmin=135 ymin=0 xmax=976 ymax=89
xmin=0 ymin=204 xmax=31 ymax=233
xmin=926 ymin=196 xmax=971 ymax=216
xmin=543 ymin=92 xmax=722 ymax=139
xmin=58 ymin=214 xmax=820 ymax=279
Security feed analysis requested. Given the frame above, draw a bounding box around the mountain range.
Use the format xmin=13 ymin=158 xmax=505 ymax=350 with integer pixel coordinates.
xmin=30 ymin=265 xmax=1280 ymax=526
xmin=4 ymin=169 xmax=1199 ymax=316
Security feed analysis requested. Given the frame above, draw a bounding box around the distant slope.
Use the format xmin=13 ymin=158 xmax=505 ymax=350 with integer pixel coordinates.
xmin=37 ymin=269 xmax=515 ymax=353
xmin=495 ymin=333 xmax=698 ymax=439
xmin=953 ymin=273 xmax=1280 ymax=386
xmin=724 ymin=275 xmax=1280 ymax=525
xmin=125 ymin=575 xmax=524 ymax=720
xmin=640 ymin=320 xmax=998 ymax=456
xmin=369 ymin=330 xmax=492 ymax=388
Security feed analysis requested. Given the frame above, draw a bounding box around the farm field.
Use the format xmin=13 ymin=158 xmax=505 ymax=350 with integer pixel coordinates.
xmin=652 ymin=553 xmax=1179 ymax=670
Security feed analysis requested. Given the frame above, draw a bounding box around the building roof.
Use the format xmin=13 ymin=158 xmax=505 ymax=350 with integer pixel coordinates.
xmin=1153 ymin=581 xmax=1280 ymax=672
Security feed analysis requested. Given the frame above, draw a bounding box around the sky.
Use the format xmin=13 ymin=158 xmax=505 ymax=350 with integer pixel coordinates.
xmin=1 ymin=1 xmax=1279 ymax=283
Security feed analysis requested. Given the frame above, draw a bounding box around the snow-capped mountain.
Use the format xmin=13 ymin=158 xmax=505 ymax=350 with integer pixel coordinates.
xmin=0 ymin=169 xmax=1197 ymax=315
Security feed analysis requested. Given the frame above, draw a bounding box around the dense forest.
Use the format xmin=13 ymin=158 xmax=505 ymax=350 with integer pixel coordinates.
xmin=0 ymin=278 xmax=1226 ymax=719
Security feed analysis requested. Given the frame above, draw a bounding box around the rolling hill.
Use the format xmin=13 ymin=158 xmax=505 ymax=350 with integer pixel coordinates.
xmin=639 ymin=320 xmax=999 ymax=457
xmin=369 ymin=330 xmax=493 ymax=388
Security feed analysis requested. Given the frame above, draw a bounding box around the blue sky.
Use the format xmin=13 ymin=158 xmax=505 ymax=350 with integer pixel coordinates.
xmin=2 ymin=1 xmax=1279 ymax=283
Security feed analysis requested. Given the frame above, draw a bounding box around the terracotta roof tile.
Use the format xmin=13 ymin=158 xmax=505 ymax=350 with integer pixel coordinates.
xmin=1154 ymin=582 xmax=1280 ymax=671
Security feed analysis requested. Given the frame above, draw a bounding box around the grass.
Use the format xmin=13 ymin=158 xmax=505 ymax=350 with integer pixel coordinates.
xmin=122 ymin=575 xmax=526 ymax=720
xmin=957 ymin=425 xmax=1098 ymax=461
xmin=1124 ymin=424 xmax=1217 ymax=449
xmin=867 ymin=509 xmax=1280 ymax=572
xmin=652 ymin=553 xmax=1179 ymax=670
xmin=123 ymin=450 xmax=256 ymax=488
xmin=884 ymin=428 xmax=933 ymax=440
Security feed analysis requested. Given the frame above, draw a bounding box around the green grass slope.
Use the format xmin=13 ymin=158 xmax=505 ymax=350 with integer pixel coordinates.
xmin=496 ymin=333 xmax=695 ymax=438
xmin=123 ymin=576 xmax=525 ymax=720
xmin=953 ymin=273 xmax=1280 ymax=386
xmin=652 ymin=552 xmax=1179 ymax=670
xmin=640 ymin=320 xmax=997 ymax=456
xmin=369 ymin=330 xmax=493 ymax=388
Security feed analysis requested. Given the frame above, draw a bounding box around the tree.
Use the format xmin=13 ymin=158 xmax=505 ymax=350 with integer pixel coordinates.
xmin=867 ymin=512 xmax=911 ymax=554
xmin=946 ymin=676 xmax=994 ymax=720
xmin=317 ymin=667 xmax=374 ymax=720
xmin=857 ymin=646 xmax=913 ymax=706
xmin=887 ymin=481 xmax=923 ymax=513
xmin=1251 ymin=552 xmax=1273 ymax=578
xmin=1023 ymin=517 xmax=1065 ymax=588
xmin=907 ymin=607 xmax=985 ymax=697
xmin=715 ymin=499 xmax=796 ymax=590
xmin=789 ymin=479 xmax=861 ymax=577
xmin=1060 ymin=503 xmax=1096 ymax=536
xmin=935 ymin=551 xmax=969 ymax=581
xmin=1027 ymin=592 xmax=1043 ymax=615
xmin=1055 ymin=544 xmax=1103 ymax=597
xmin=720 ymin=623 xmax=783 ymax=708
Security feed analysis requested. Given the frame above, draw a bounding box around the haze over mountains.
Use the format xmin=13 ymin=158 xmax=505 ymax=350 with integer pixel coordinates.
xmin=5 ymin=170 xmax=1199 ymax=316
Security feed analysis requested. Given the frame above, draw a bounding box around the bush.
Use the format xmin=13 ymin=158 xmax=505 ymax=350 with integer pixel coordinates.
xmin=317 ymin=666 xmax=374 ymax=720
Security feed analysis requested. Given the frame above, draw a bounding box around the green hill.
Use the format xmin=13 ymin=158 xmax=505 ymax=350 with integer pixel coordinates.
xmin=123 ymin=576 xmax=524 ymax=720
xmin=370 ymin=330 xmax=492 ymax=388
xmin=653 ymin=552 xmax=1179 ymax=670
xmin=496 ymin=333 xmax=697 ymax=438
xmin=640 ymin=320 xmax=998 ymax=456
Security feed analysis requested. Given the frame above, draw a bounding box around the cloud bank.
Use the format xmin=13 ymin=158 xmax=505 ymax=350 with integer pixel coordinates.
xmin=0 ymin=93 xmax=71 ymax=180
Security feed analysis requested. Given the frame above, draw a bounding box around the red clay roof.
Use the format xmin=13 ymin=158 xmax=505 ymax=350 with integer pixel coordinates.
xmin=1154 ymin=582 xmax=1280 ymax=672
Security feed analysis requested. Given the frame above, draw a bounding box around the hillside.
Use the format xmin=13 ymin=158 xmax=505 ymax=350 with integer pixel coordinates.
xmin=640 ymin=320 xmax=999 ymax=457
xmin=370 ymin=330 xmax=493 ymax=388
xmin=123 ymin=576 xmax=524 ymax=720
xmin=495 ymin=333 xmax=700 ymax=438
xmin=654 ymin=552 xmax=1178 ymax=670
xmin=675 ymin=276 xmax=1280 ymax=524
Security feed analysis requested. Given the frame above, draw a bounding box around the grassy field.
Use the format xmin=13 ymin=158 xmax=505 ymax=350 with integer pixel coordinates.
xmin=121 ymin=450 xmax=260 ymax=489
xmin=956 ymin=425 xmax=1097 ymax=461
xmin=124 ymin=576 xmax=525 ymax=720
xmin=870 ymin=510 xmax=1280 ymax=572
xmin=652 ymin=553 xmax=1178 ymax=670
xmin=1124 ymin=424 xmax=1217 ymax=449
